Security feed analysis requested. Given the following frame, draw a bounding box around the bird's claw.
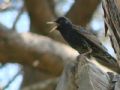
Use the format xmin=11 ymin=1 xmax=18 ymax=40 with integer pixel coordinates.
xmin=77 ymin=48 xmax=92 ymax=60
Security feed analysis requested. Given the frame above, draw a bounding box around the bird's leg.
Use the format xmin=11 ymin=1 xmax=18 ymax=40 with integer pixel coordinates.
xmin=77 ymin=48 xmax=92 ymax=60
xmin=79 ymin=47 xmax=92 ymax=56
xmin=83 ymin=47 xmax=92 ymax=55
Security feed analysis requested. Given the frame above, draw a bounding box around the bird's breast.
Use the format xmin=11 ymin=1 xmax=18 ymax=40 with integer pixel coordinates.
xmin=59 ymin=28 xmax=89 ymax=53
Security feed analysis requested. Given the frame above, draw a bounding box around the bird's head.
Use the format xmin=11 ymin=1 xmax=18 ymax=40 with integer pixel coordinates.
xmin=47 ymin=17 xmax=72 ymax=32
xmin=55 ymin=17 xmax=71 ymax=26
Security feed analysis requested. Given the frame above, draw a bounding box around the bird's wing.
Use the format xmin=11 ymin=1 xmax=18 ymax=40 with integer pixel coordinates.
xmin=73 ymin=25 xmax=108 ymax=52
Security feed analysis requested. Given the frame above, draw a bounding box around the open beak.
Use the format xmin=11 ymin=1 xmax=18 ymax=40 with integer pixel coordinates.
xmin=47 ymin=21 xmax=58 ymax=33
xmin=47 ymin=21 xmax=55 ymax=24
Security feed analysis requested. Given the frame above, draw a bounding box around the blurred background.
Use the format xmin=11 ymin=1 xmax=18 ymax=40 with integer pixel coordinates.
xmin=0 ymin=0 xmax=115 ymax=90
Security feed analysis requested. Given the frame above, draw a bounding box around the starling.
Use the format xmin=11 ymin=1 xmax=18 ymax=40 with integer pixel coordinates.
xmin=47 ymin=17 xmax=119 ymax=72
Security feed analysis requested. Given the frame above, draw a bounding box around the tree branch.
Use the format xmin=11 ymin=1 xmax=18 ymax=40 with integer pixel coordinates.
xmin=56 ymin=54 xmax=112 ymax=90
xmin=24 ymin=0 xmax=66 ymax=43
xmin=0 ymin=23 xmax=78 ymax=76
xmin=103 ymin=0 xmax=120 ymax=67
xmin=67 ymin=0 xmax=101 ymax=26
xmin=22 ymin=78 xmax=58 ymax=90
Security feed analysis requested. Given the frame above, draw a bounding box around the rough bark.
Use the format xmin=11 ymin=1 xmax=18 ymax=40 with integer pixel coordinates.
xmin=56 ymin=54 xmax=112 ymax=90
xmin=115 ymin=0 xmax=120 ymax=10
xmin=103 ymin=0 xmax=120 ymax=66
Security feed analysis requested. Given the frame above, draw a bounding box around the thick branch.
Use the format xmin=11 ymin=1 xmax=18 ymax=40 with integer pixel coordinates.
xmin=24 ymin=0 xmax=65 ymax=42
xmin=22 ymin=78 xmax=58 ymax=90
xmin=56 ymin=54 xmax=111 ymax=90
xmin=0 ymin=24 xmax=78 ymax=76
xmin=67 ymin=0 xmax=101 ymax=26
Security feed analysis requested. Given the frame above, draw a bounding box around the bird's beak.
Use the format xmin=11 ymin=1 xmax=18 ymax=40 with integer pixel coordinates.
xmin=47 ymin=21 xmax=55 ymax=24
xmin=47 ymin=21 xmax=58 ymax=33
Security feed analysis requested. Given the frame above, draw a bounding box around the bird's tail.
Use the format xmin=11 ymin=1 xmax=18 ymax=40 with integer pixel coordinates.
xmin=93 ymin=52 xmax=120 ymax=73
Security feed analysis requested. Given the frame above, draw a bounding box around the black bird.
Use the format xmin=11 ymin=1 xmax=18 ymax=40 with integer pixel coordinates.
xmin=47 ymin=17 xmax=119 ymax=72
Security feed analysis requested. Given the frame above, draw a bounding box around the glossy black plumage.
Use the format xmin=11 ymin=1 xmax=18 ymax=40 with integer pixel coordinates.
xmin=54 ymin=17 xmax=118 ymax=66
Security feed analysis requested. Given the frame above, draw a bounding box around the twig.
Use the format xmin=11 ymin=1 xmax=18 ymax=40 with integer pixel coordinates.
xmin=3 ymin=68 xmax=23 ymax=90
xmin=11 ymin=6 xmax=24 ymax=31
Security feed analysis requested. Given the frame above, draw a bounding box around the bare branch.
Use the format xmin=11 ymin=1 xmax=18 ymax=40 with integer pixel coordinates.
xmin=0 ymin=23 xmax=78 ymax=76
xmin=3 ymin=68 xmax=23 ymax=90
xmin=67 ymin=0 xmax=101 ymax=26
xmin=12 ymin=6 xmax=24 ymax=31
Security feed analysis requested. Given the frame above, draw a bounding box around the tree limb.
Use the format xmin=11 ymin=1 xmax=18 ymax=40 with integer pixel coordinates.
xmin=67 ymin=0 xmax=101 ymax=26
xmin=0 ymin=23 xmax=78 ymax=76
xmin=56 ymin=54 xmax=111 ymax=90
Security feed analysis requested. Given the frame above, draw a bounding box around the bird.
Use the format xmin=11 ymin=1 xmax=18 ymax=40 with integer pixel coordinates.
xmin=47 ymin=17 xmax=119 ymax=72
